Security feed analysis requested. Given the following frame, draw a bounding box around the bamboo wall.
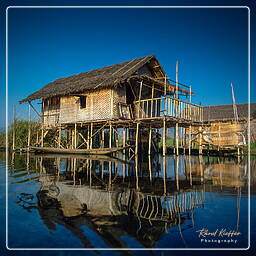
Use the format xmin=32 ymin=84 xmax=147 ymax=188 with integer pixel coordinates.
xmin=43 ymin=87 xmax=132 ymax=127
xmin=190 ymin=121 xmax=244 ymax=147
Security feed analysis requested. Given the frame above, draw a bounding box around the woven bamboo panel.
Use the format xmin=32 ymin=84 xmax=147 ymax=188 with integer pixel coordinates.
xmin=113 ymin=87 xmax=126 ymax=119
xmin=56 ymin=89 xmax=112 ymax=124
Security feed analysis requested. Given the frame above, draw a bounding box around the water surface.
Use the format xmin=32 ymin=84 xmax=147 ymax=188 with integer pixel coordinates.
xmin=2 ymin=152 xmax=254 ymax=250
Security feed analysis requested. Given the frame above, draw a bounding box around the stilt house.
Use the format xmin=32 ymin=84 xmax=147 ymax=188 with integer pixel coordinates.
xmin=20 ymin=55 xmax=203 ymax=153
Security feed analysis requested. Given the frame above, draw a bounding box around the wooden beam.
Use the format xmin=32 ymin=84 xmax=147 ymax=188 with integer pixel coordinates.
xmin=122 ymin=127 xmax=126 ymax=154
xmin=27 ymin=104 xmax=31 ymax=148
xmin=74 ymin=123 xmax=77 ymax=149
xmin=163 ymin=119 xmax=166 ymax=156
xmin=58 ymin=127 xmax=61 ymax=148
xmin=199 ymin=126 xmax=203 ymax=155
xmin=109 ymin=124 xmax=112 ymax=148
xmin=148 ymin=126 xmax=152 ymax=155
xmin=175 ymin=123 xmax=179 ymax=156
xmin=135 ymin=123 xmax=139 ymax=155
xmin=90 ymin=123 xmax=93 ymax=149
xmin=28 ymin=101 xmax=41 ymax=119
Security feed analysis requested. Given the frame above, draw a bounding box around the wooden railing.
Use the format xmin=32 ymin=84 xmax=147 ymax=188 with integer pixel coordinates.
xmin=134 ymin=96 xmax=203 ymax=122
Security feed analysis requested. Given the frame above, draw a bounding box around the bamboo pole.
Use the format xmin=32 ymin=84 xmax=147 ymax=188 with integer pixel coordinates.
xmin=12 ymin=105 xmax=16 ymax=151
xmin=175 ymin=123 xmax=179 ymax=156
xmin=199 ymin=126 xmax=203 ymax=155
xmin=163 ymin=156 xmax=167 ymax=195
xmin=102 ymin=127 xmax=105 ymax=148
xmin=122 ymin=127 xmax=126 ymax=154
xmin=90 ymin=123 xmax=93 ymax=149
xmin=188 ymin=125 xmax=192 ymax=155
xmin=183 ymin=127 xmax=186 ymax=154
xmin=148 ymin=155 xmax=152 ymax=183
xmin=27 ymin=104 xmax=31 ymax=149
xmin=74 ymin=123 xmax=77 ymax=149
xmin=58 ymin=127 xmax=61 ymax=148
xmin=87 ymin=125 xmax=90 ymax=149
xmin=41 ymin=128 xmax=44 ymax=147
xmin=163 ymin=119 xmax=166 ymax=156
xmin=175 ymin=156 xmax=179 ymax=190
xmin=148 ymin=125 xmax=152 ymax=155
xmin=135 ymin=123 xmax=139 ymax=155
xmin=176 ymin=61 xmax=179 ymax=99
xmin=109 ymin=124 xmax=112 ymax=148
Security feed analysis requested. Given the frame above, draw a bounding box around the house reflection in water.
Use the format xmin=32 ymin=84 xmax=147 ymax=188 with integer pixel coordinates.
xmin=15 ymin=153 xmax=249 ymax=248
xmin=31 ymin=154 xmax=205 ymax=248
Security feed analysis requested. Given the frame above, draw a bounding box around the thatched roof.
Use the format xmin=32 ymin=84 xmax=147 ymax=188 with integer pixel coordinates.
xmin=203 ymin=103 xmax=256 ymax=121
xmin=20 ymin=55 xmax=190 ymax=103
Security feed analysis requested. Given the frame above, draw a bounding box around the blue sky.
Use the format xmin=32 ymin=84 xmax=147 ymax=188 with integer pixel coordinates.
xmin=1 ymin=2 xmax=255 ymax=128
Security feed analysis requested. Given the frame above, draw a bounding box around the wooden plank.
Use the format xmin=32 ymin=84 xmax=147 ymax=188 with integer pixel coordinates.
xmin=29 ymin=145 xmax=132 ymax=155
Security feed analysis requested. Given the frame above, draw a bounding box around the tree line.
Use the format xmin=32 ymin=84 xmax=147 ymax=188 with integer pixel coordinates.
xmin=0 ymin=119 xmax=41 ymax=149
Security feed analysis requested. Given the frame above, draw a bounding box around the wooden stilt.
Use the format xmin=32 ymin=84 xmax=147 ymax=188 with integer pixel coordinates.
xmin=90 ymin=123 xmax=93 ymax=149
xmin=148 ymin=155 xmax=152 ymax=183
xmin=135 ymin=123 xmax=139 ymax=155
xmin=188 ymin=125 xmax=192 ymax=155
xmin=175 ymin=156 xmax=179 ymax=190
xmin=74 ymin=123 xmax=77 ymax=149
xmin=115 ymin=126 xmax=119 ymax=147
xmin=122 ymin=127 xmax=126 ymax=154
xmin=148 ymin=125 xmax=152 ymax=155
xmin=135 ymin=155 xmax=139 ymax=190
xmin=199 ymin=126 xmax=203 ymax=155
xmin=163 ymin=156 xmax=167 ymax=195
xmin=175 ymin=123 xmax=179 ymax=156
xmin=41 ymin=128 xmax=44 ymax=147
xmin=87 ymin=125 xmax=90 ymax=149
xmin=27 ymin=104 xmax=31 ymax=149
xmin=109 ymin=124 xmax=112 ymax=148
xmin=101 ymin=127 xmax=105 ymax=148
xmin=183 ymin=127 xmax=186 ymax=154
xmin=163 ymin=119 xmax=166 ymax=156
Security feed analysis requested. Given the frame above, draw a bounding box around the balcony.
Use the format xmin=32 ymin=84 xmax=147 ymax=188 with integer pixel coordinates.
xmin=134 ymin=96 xmax=203 ymax=123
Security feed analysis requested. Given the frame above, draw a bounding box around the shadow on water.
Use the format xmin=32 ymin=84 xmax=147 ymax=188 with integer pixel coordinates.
xmin=4 ymin=152 xmax=254 ymax=249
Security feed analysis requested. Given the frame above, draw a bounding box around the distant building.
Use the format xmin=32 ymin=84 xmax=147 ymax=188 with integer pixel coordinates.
xmin=199 ymin=103 xmax=256 ymax=148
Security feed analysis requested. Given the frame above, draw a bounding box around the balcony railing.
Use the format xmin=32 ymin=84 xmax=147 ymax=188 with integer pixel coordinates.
xmin=134 ymin=96 xmax=203 ymax=122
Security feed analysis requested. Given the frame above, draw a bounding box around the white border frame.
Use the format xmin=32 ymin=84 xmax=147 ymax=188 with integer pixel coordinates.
xmin=5 ymin=5 xmax=251 ymax=251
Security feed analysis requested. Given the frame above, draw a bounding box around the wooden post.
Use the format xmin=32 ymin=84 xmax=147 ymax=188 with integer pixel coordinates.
xmin=148 ymin=125 xmax=152 ymax=155
xmin=122 ymin=127 xmax=126 ymax=154
xmin=41 ymin=128 xmax=44 ymax=147
xmin=148 ymin=155 xmax=152 ymax=183
xmin=74 ymin=123 xmax=77 ymax=149
xmin=176 ymin=61 xmax=179 ymax=99
xmin=87 ymin=125 xmax=90 ymax=149
xmin=135 ymin=122 xmax=139 ymax=155
xmin=135 ymin=155 xmax=139 ymax=190
xmin=199 ymin=126 xmax=203 ymax=155
xmin=183 ymin=127 xmax=186 ymax=154
xmin=90 ymin=123 xmax=93 ymax=149
xmin=109 ymin=124 xmax=112 ymax=148
xmin=175 ymin=156 xmax=179 ymax=190
xmin=58 ymin=127 xmax=61 ymax=148
xmin=115 ymin=126 xmax=119 ymax=148
xmin=163 ymin=156 xmax=167 ymax=195
xmin=101 ymin=127 xmax=105 ymax=148
xmin=139 ymin=81 xmax=143 ymax=101
xmin=175 ymin=123 xmax=179 ymax=156
xmin=12 ymin=105 xmax=16 ymax=151
xmin=163 ymin=119 xmax=166 ymax=156
xmin=188 ymin=125 xmax=192 ymax=155
xmin=27 ymin=104 xmax=31 ymax=149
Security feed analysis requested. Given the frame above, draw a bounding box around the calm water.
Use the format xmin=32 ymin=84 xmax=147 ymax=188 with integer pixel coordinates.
xmin=1 ymin=152 xmax=255 ymax=251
